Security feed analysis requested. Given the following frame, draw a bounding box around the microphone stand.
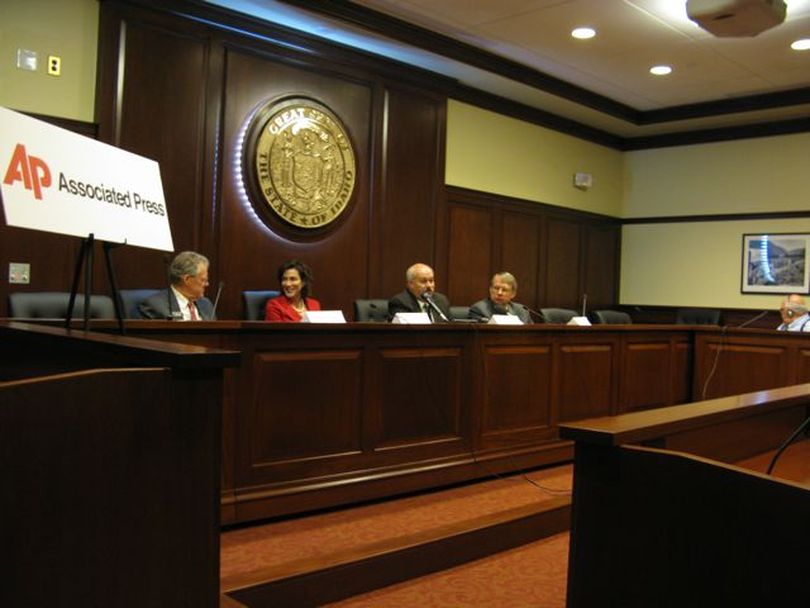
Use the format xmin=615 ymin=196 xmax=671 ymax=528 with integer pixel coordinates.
xmin=211 ymin=281 xmax=224 ymax=320
xmin=421 ymin=292 xmax=450 ymax=322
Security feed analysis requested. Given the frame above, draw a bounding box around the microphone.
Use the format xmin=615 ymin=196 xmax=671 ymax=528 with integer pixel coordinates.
xmin=493 ymin=304 xmax=508 ymax=315
xmin=211 ymin=281 xmax=224 ymax=320
xmin=521 ymin=304 xmax=544 ymax=322
xmin=737 ymin=310 xmax=768 ymax=328
xmin=421 ymin=291 xmax=450 ymax=322
xmin=581 ymin=293 xmax=588 ymax=317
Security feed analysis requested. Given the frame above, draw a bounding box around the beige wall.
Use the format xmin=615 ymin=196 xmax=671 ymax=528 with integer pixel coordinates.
xmin=446 ymin=100 xmax=624 ymax=217
xmin=0 ymin=0 xmax=98 ymax=122
xmin=621 ymin=134 xmax=810 ymax=309
xmin=447 ymin=102 xmax=810 ymax=310
xmin=623 ymin=133 xmax=810 ymax=217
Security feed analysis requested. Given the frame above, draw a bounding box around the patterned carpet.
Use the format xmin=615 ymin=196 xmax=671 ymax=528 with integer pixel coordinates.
xmin=221 ymin=465 xmax=572 ymax=587
xmin=323 ymin=532 xmax=569 ymax=607
xmin=221 ymin=440 xmax=809 ymax=606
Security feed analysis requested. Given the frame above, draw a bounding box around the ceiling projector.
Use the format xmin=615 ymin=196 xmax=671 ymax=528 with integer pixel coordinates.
xmin=686 ymin=0 xmax=787 ymax=37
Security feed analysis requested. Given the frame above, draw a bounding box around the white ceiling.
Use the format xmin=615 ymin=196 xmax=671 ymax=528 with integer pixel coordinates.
xmin=203 ymin=0 xmax=810 ymax=139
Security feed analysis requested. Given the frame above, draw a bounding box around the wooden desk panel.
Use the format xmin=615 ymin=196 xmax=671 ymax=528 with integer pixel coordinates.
xmin=45 ymin=322 xmax=809 ymax=523
xmin=92 ymin=322 xmax=694 ymax=523
xmin=693 ymin=329 xmax=808 ymax=398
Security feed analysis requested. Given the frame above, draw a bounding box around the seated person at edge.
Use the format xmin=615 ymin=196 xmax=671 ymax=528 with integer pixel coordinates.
xmin=139 ymin=250 xmax=216 ymax=320
xmin=265 ymin=259 xmax=321 ymax=322
xmin=469 ymin=271 xmax=533 ymax=324
xmin=777 ymin=294 xmax=810 ymax=332
xmin=388 ymin=262 xmax=452 ymax=322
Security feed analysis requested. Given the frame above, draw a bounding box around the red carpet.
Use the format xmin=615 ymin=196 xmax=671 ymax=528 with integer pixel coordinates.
xmin=221 ymin=465 xmax=572 ymax=584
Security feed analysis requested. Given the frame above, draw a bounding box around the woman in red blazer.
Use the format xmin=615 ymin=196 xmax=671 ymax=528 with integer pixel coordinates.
xmin=265 ymin=259 xmax=321 ymax=322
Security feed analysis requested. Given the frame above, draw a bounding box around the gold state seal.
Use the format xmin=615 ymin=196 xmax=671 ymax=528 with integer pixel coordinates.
xmin=254 ymin=99 xmax=355 ymax=229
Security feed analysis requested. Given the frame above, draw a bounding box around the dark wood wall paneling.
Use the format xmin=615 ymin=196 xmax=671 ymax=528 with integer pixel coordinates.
xmin=0 ymin=0 xmax=617 ymax=318
xmin=445 ymin=187 xmax=620 ymax=311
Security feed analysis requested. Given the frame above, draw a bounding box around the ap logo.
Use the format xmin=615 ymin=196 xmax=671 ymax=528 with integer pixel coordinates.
xmin=3 ymin=143 xmax=52 ymax=200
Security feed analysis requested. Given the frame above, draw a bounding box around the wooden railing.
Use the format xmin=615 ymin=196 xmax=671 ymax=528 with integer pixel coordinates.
xmin=560 ymin=384 xmax=810 ymax=607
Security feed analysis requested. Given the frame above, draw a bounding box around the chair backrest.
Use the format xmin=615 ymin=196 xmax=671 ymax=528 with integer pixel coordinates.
xmin=450 ymin=305 xmax=470 ymax=321
xmin=540 ymin=308 xmax=577 ymax=324
xmin=354 ymin=299 xmax=389 ymax=322
xmin=591 ymin=309 xmax=632 ymax=324
xmin=118 ymin=288 xmax=163 ymax=319
xmin=9 ymin=292 xmax=116 ymax=319
xmin=676 ymin=307 xmax=721 ymax=325
xmin=242 ymin=290 xmax=280 ymax=320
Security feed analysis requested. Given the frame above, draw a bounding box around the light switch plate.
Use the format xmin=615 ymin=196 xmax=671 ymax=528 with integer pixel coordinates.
xmin=16 ymin=48 xmax=38 ymax=71
xmin=9 ymin=262 xmax=30 ymax=284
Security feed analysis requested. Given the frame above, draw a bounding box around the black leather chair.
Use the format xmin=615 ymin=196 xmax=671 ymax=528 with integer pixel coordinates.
xmin=676 ymin=307 xmax=721 ymax=325
xmin=118 ymin=288 xmax=163 ymax=319
xmin=450 ymin=305 xmax=471 ymax=321
xmin=354 ymin=299 xmax=389 ymax=322
xmin=591 ymin=309 xmax=632 ymax=324
xmin=242 ymin=290 xmax=280 ymax=320
xmin=540 ymin=308 xmax=578 ymax=324
xmin=8 ymin=292 xmax=116 ymax=319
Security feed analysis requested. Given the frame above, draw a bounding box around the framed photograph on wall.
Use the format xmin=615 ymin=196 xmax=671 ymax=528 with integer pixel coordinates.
xmin=741 ymin=233 xmax=810 ymax=294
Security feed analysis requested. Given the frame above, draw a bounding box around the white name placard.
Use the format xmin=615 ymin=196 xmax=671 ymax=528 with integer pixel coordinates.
xmin=302 ymin=310 xmax=346 ymax=323
xmin=567 ymin=316 xmax=592 ymax=326
xmin=488 ymin=314 xmax=523 ymax=325
xmin=0 ymin=106 xmax=174 ymax=251
xmin=391 ymin=312 xmax=431 ymax=324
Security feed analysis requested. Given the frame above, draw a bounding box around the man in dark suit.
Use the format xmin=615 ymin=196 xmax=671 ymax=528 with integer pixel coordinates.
xmin=388 ymin=262 xmax=452 ymax=322
xmin=469 ymin=271 xmax=532 ymax=323
xmin=138 ymin=251 xmax=216 ymax=320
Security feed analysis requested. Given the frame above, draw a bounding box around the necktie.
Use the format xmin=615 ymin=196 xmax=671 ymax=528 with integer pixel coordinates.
xmin=189 ymin=301 xmax=199 ymax=321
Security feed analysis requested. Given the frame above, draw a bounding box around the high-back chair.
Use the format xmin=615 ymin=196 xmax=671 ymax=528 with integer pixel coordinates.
xmin=353 ymin=299 xmax=389 ymax=322
xmin=9 ymin=292 xmax=116 ymax=319
xmin=540 ymin=308 xmax=578 ymax=324
xmin=118 ymin=288 xmax=163 ymax=319
xmin=676 ymin=307 xmax=721 ymax=325
xmin=242 ymin=290 xmax=281 ymax=320
xmin=590 ymin=309 xmax=632 ymax=324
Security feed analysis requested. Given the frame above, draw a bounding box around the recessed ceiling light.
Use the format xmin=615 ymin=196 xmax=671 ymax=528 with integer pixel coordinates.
xmin=650 ymin=65 xmax=673 ymax=76
xmin=571 ymin=27 xmax=596 ymax=40
xmin=791 ymin=38 xmax=810 ymax=51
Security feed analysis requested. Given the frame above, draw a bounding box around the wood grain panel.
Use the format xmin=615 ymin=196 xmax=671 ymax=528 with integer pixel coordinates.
xmin=583 ymin=224 xmax=619 ymax=309
xmin=621 ymin=342 xmax=672 ymax=412
xmin=217 ymin=47 xmax=373 ymax=319
xmin=701 ymin=344 xmax=787 ymax=398
xmin=545 ymin=219 xmax=582 ymax=308
xmin=673 ymin=340 xmax=693 ymax=404
xmin=104 ymin=18 xmax=212 ymax=289
xmin=797 ymin=349 xmax=810 ymax=383
xmin=249 ymin=349 xmax=362 ymax=466
xmin=446 ymin=204 xmax=492 ymax=306
xmin=377 ymin=87 xmax=445 ymax=298
xmin=500 ymin=212 xmax=541 ymax=307
xmin=557 ymin=343 xmax=614 ymax=421
xmin=482 ymin=345 xmax=552 ymax=438
xmin=376 ymin=347 xmax=462 ymax=447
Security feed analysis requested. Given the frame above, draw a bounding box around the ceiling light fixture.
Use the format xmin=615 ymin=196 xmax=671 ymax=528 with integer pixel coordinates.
xmin=650 ymin=65 xmax=673 ymax=76
xmin=791 ymin=38 xmax=810 ymax=51
xmin=571 ymin=27 xmax=596 ymax=39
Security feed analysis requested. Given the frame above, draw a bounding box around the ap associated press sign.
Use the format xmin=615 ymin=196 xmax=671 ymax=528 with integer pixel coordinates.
xmin=0 ymin=106 xmax=173 ymax=251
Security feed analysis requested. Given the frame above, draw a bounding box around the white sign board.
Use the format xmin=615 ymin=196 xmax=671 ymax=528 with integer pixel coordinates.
xmin=0 ymin=106 xmax=174 ymax=251
xmin=391 ymin=312 xmax=432 ymax=324
xmin=302 ymin=310 xmax=346 ymax=323
xmin=488 ymin=314 xmax=523 ymax=325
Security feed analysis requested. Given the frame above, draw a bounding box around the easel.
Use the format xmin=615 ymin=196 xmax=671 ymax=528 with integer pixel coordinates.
xmin=66 ymin=233 xmax=127 ymax=334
